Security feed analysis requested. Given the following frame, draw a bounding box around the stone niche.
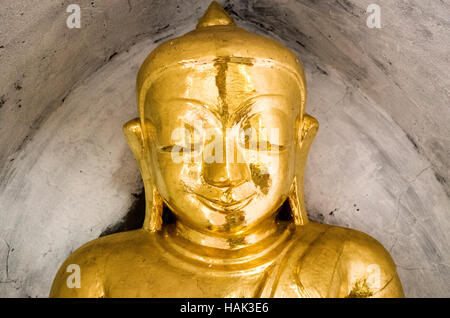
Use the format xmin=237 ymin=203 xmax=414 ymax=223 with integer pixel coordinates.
xmin=0 ymin=0 xmax=449 ymax=297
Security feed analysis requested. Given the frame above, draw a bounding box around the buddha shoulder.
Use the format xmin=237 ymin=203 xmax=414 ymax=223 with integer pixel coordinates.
xmin=289 ymin=222 xmax=404 ymax=297
xmin=49 ymin=230 xmax=159 ymax=297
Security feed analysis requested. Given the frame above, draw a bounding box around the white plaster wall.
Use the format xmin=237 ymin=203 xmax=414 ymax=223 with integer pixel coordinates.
xmin=0 ymin=0 xmax=449 ymax=297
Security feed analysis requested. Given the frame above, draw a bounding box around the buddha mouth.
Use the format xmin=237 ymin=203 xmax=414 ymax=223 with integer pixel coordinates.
xmin=195 ymin=192 xmax=256 ymax=213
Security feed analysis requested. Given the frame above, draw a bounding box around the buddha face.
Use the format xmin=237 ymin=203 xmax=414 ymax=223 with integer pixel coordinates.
xmin=143 ymin=59 xmax=303 ymax=234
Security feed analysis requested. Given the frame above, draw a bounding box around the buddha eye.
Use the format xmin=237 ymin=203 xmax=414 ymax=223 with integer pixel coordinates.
xmin=238 ymin=128 xmax=284 ymax=152
xmin=163 ymin=125 xmax=204 ymax=153
xmin=160 ymin=145 xmax=179 ymax=152
xmin=241 ymin=140 xmax=284 ymax=152
xmin=255 ymin=140 xmax=284 ymax=152
xmin=160 ymin=142 xmax=202 ymax=153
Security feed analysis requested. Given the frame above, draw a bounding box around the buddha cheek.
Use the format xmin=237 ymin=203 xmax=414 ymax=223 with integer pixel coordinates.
xmin=249 ymin=163 xmax=272 ymax=195
xmin=154 ymin=153 xmax=202 ymax=212
xmin=246 ymin=151 xmax=293 ymax=220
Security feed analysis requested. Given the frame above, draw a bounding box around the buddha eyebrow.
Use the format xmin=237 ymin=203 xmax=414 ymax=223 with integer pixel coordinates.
xmin=231 ymin=94 xmax=285 ymax=124
xmin=166 ymin=97 xmax=222 ymax=121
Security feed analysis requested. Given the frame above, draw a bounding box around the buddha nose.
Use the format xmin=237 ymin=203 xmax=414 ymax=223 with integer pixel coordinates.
xmin=202 ymin=139 xmax=251 ymax=188
xmin=203 ymin=161 xmax=250 ymax=188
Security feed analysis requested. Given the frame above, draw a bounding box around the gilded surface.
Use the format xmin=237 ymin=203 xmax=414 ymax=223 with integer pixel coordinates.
xmin=50 ymin=2 xmax=404 ymax=298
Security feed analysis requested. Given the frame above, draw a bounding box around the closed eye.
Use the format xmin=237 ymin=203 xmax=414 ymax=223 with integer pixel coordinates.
xmin=160 ymin=142 xmax=202 ymax=153
xmin=239 ymin=139 xmax=285 ymax=152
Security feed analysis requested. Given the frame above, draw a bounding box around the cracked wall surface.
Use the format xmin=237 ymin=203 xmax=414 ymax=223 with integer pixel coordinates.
xmin=0 ymin=0 xmax=449 ymax=297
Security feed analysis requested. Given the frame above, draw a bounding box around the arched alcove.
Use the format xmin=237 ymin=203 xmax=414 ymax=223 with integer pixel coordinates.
xmin=0 ymin=0 xmax=449 ymax=297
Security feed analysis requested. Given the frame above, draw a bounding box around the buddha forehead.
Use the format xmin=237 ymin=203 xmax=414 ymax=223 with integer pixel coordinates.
xmin=144 ymin=58 xmax=303 ymax=119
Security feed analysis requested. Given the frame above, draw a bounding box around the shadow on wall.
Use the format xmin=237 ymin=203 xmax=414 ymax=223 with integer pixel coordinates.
xmin=99 ymin=190 xmax=146 ymax=237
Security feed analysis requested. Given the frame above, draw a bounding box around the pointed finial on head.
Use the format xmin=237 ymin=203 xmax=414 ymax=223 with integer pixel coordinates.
xmin=196 ymin=1 xmax=236 ymax=29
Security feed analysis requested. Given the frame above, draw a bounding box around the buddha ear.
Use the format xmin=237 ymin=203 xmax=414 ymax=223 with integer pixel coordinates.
xmin=288 ymin=114 xmax=319 ymax=226
xmin=297 ymin=114 xmax=319 ymax=153
xmin=123 ymin=118 xmax=163 ymax=232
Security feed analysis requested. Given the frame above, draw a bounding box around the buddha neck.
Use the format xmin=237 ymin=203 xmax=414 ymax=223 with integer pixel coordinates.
xmin=161 ymin=215 xmax=295 ymax=269
xmin=175 ymin=216 xmax=282 ymax=250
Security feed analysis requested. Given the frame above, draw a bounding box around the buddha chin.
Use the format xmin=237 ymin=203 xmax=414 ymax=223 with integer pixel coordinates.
xmin=49 ymin=1 xmax=404 ymax=298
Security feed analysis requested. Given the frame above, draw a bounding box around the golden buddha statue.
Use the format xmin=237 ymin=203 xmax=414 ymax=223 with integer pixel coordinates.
xmin=50 ymin=2 xmax=404 ymax=298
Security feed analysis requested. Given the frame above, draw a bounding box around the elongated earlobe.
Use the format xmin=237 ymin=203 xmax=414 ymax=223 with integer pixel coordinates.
xmin=144 ymin=186 xmax=163 ymax=232
xmin=290 ymin=114 xmax=319 ymax=226
xmin=288 ymin=177 xmax=308 ymax=225
xmin=123 ymin=118 xmax=163 ymax=232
